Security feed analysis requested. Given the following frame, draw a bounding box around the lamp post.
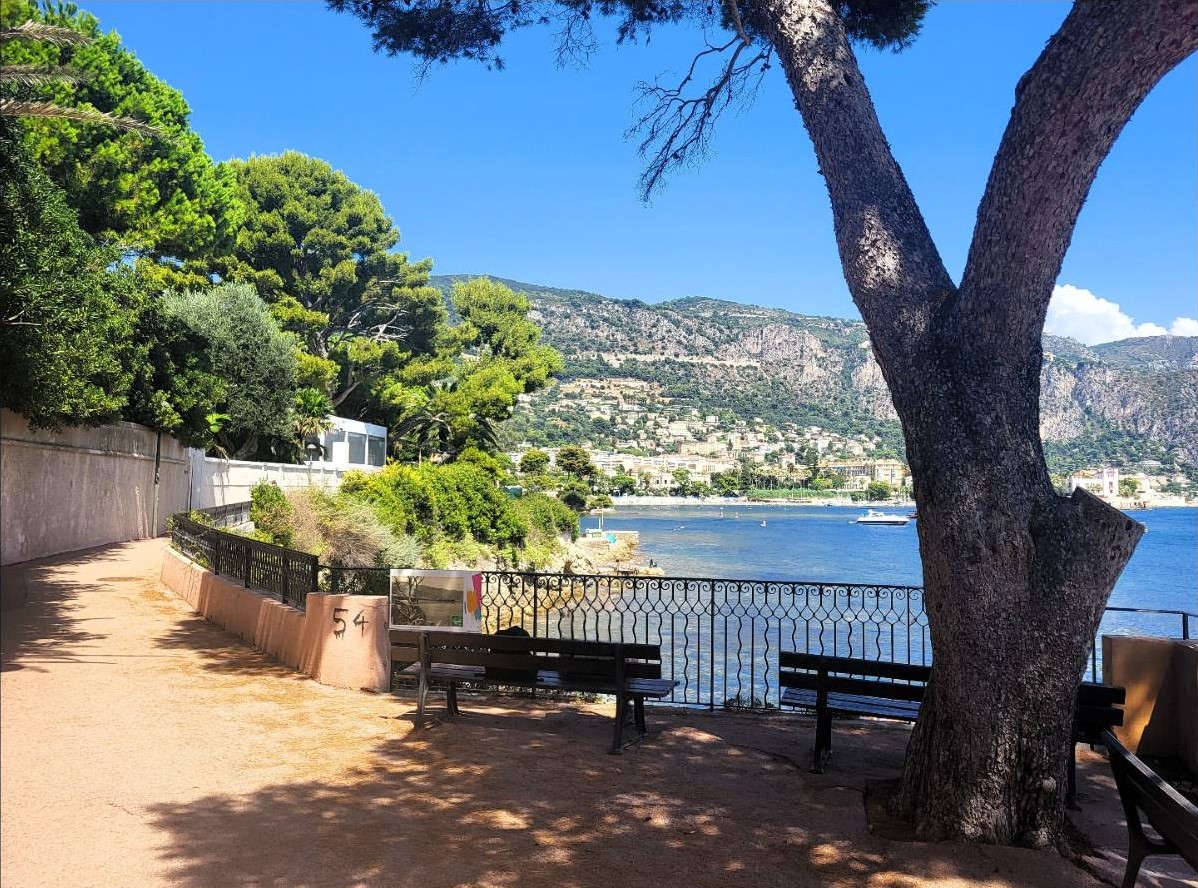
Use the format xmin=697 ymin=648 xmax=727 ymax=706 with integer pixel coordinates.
xmin=306 ymin=442 xmax=318 ymax=486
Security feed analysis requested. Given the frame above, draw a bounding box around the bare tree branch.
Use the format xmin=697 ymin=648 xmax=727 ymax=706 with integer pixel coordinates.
xmin=628 ymin=36 xmax=773 ymax=200
xmin=956 ymin=0 xmax=1198 ymax=363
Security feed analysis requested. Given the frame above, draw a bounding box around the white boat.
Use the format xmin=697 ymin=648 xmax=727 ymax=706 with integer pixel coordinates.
xmin=856 ymin=509 xmax=910 ymax=526
xmin=760 ymin=520 xmax=767 ymax=527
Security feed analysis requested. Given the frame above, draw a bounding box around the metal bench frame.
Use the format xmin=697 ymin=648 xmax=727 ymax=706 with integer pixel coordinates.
xmin=392 ymin=629 xmax=678 ymax=753
xmin=779 ymin=651 xmax=1124 ymax=801
xmin=1104 ymin=730 xmax=1198 ymax=888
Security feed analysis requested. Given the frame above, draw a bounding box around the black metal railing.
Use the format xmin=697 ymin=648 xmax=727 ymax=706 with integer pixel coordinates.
xmin=170 ymin=513 xmax=317 ymax=611
xmin=469 ymin=571 xmax=1191 ymax=710
xmin=167 ymin=526 xmax=1195 ymax=708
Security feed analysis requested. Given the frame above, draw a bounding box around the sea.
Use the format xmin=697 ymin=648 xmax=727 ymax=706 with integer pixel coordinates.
xmin=581 ymin=503 xmax=1198 ymax=641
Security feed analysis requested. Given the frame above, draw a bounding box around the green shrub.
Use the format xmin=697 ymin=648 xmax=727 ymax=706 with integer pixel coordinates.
xmin=513 ymin=492 xmax=579 ymax=542
xmin=249 ymin=480 xmax=293 ymax=546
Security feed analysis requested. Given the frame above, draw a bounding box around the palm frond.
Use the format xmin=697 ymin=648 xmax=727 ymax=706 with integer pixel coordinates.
xmin=0 ymin=98 xmax=160 ymax=136
xmin=0 ymin=21 xmax=89 ymax=46
xmin=0 ymin=64 xmax=90 ymax=88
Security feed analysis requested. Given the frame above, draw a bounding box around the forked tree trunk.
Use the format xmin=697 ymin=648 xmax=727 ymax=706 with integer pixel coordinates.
xmin=890 ymin=342 xmax=1143 ymax=843
xmin=753 ymin=0 xmax=1195 ymax=844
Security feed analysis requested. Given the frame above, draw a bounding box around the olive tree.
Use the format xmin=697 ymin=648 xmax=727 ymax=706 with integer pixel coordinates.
xmin=328 ymin=0 xmax=1196 ymax=845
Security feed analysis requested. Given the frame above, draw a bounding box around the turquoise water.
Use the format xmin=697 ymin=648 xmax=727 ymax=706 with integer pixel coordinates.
xmin=582 ymin=504 xmax=1197 ymax=628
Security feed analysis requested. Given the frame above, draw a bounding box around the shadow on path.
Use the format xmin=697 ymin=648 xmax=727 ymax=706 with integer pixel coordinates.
xmin=0 ymin=545 xmax=139 ymax=673
xmin=145 ymin=701 xmax=1104 ymax=888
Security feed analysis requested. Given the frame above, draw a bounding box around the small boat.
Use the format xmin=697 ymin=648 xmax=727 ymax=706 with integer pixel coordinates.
xmin=760 ymin=520 xmax=767 ymax=527
xmin=856 ymin=509 xmax=910 ymax=526
xmin=907 ymin=511 xmax=918 ymax=519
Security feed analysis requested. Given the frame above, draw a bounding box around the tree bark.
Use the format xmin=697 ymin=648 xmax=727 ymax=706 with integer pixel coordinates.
xmin=753 ymin=0 xmax=1193 ymax=844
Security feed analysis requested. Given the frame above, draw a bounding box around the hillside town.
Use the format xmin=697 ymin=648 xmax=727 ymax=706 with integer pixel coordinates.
xmin=516 ymin=379 xmax=1194 ymax=504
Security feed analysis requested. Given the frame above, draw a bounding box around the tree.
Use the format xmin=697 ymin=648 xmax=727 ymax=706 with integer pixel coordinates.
xmin=216 ymin=152 xmax=444 ymax=406
xmin=0 ymin=118 xmax=133 ymax=429
xmin=331 ymin=0 xmax=1197 ymax=844
xmin=556 ymin=478 xmax=590 ymax=513
xmin=519 ymin=449 xmax=550 ymax=476
xmin=670 ymin=467 xmax=692 ymax=496
xmin=1 ymin=1 xmax=241 ymax=268
xmin=1118 ymin=478 xmax=1140 ymax=498
xmin=165 ymin=284 xmax=297 ymax=459
xmin=555 ymin=444 xmax=596 ymax=480
xmin=865 ymin=480 xmax=891 ymax=502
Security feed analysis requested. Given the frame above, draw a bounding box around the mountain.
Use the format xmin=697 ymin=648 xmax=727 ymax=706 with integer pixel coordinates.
xmin=431 ymin=275 xmax=1198 ymax=474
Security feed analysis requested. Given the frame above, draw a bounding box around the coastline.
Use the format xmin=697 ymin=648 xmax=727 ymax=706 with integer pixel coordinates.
xmin=608 ymin=494 xmax=1194 ymax=510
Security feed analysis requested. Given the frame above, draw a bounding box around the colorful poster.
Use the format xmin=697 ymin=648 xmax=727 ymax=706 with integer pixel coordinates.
xmin=389 ymin=569 xmax=483 ymax=631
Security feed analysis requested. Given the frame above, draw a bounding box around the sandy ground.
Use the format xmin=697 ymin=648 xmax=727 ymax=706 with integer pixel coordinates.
xmin=1 ymin=539 xmax=1194 ymax=888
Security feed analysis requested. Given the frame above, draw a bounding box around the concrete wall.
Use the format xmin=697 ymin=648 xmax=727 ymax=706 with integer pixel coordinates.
xmin=1103 ymin=634 xmax=1198 ymax=774
xmin=161 ymin=547 xmax=390 ymax=692
xmin=1 ymin=410 xmax=189 ymax=565
xmin=188 ymin=453 xmax=372 ymax=510
xmin=0 ymin=410 xmax=381 ymax=565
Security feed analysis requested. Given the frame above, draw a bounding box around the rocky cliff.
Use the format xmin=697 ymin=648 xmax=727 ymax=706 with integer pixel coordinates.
xmin=432 ymin=275 xmax=1197 ymax=471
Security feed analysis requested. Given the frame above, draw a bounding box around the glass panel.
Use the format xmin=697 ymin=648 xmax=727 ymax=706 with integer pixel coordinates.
xmin=322 ymin=429 xmax=345 ymax=461
xmin=347 ymin=432 xmax=367 ymax=465
xmin=367 ymin=435 xmax=386 ymax=467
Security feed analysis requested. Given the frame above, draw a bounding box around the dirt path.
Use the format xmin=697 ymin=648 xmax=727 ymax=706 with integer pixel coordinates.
xmin=0 ymin=540 xmax=1185 ymax=887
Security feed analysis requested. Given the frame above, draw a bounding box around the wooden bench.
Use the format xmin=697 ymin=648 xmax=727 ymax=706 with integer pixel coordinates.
xmin=1103 ymin=730 xmax=1198 ymax=887
xmin=778 ymin=652 xmax=1124 ymax=801
xmin=392 ymin=629 xmax=678 ymax=753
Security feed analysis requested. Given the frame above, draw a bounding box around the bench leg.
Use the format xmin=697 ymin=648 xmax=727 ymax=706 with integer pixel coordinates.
xmin=1122 ymin=835 xmax=1148 ymax=888
xmin=416 ymin=669 xmax=428 ymax=730
xmin=447 ymin=682 xmax=460 ymax=717
xmin=611 ymin=694 xmax=629 ymax=754
xmin=634 ymin=696 xmax=647 ymax=736
xmin=812 ymin=707 xmax=832 ymax=773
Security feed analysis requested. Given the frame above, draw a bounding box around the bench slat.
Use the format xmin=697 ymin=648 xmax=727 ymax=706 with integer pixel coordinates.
xmin=781 ymin=687 xmax=922 ymax=721
xmin=779 ymin=652 xmax=930 ymax=682
xmin=392 ymin=629 xmax=661 ymax=661
xmin=403 ymin=662 xmax=676 ymax=699
xmin=780 ymin=672 xmax=926 ymax=702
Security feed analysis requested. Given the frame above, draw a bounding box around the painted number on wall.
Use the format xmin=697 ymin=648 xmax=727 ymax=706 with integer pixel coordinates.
xmin=332 ymin=607 xmax=368 ymax=638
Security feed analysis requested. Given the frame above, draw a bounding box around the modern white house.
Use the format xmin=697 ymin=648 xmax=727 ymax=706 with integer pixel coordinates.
xmin=308 ymin=416 xmax=388 ymax=469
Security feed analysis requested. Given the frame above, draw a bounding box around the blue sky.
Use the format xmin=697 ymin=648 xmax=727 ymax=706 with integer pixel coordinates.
xmin=88 ymin=1 xmax=1197 ymax=341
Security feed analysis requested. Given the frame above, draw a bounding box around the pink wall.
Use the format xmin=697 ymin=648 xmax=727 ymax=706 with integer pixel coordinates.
xmin=161 ymin=548 xmax=389 ymax=692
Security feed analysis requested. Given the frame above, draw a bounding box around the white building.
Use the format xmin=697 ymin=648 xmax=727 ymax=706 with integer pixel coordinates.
xmin=1069 ymin=467 xmax=1119 ymax=500
xmin=308 ymin=417 xmax=388 ymax=469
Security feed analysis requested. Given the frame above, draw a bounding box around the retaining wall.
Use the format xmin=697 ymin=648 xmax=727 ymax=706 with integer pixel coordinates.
xmin=161 ymin=547 xmax=390 ymax=692
xmin=1 ymin=410 xmax=189 ymax=565
xmin=188 ymin=454 xmax=365 ymax=510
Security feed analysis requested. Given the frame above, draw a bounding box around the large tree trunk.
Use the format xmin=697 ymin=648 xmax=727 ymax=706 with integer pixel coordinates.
xmin=753 ymin=0 xmax=1194 ymax=844
xmin=890 ymin=340 xmax=1143 ymax=843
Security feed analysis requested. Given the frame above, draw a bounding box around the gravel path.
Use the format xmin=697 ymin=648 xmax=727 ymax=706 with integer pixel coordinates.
xmin=0 ymin=539 xmax=1183 ymax=887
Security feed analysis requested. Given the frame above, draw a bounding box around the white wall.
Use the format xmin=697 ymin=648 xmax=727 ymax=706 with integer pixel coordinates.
xmin=187 ymin=453 xmax=375 ymax=510
xmin=1 ymin=409 xmax=383 ymax=565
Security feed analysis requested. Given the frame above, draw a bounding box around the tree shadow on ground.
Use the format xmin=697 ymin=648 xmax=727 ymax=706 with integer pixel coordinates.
xmin=0 ymin=545 xmax=136 ymax=673
xmin=145 ymin=699 xmax=1101 ymax=888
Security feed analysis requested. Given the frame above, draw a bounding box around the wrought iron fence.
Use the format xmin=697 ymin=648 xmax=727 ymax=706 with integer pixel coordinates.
xmin=470 ymin=571 xmax=1191 ymax=710
xmin=167 ymin=528 xmax=1195 ymax=708
xmin=169 ymin=513 xmax=317 ymax=611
